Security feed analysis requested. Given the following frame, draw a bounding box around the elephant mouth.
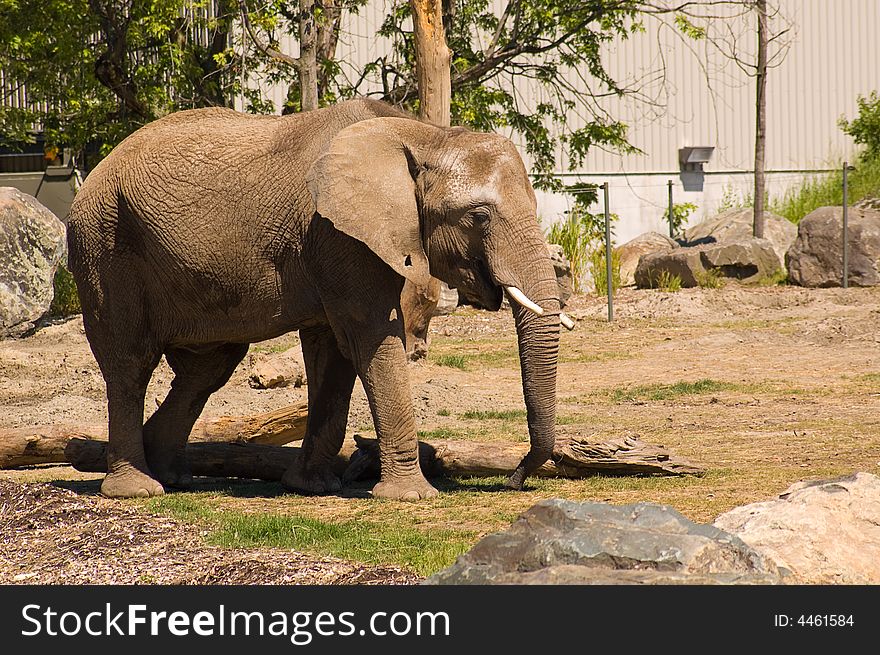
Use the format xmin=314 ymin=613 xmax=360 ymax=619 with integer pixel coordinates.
xmin=458 ymin=260 xmax=503 ymax=311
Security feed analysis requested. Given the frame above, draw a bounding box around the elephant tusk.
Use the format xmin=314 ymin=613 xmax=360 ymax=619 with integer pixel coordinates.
xmin=505 ymin=286 xmax=544 ymax=316
xmin=559 ymin=312 xmax=576 ymax=330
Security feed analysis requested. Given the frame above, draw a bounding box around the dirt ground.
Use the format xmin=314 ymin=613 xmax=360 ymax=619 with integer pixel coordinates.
xmin=2 ymin=283 xmax=879 ymax=583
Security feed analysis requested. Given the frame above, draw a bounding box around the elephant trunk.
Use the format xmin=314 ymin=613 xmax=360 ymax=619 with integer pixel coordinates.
xmin=502 ymin=250 xmax=561 ymax=490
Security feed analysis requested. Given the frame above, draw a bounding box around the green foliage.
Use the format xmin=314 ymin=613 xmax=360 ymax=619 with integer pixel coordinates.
xmin=372 ymin=0 xmax=644 ymax=191
xmin=839 ymin=91 xmax=880 ymax=161
xmin=716 ymin=185 xmax=748 ymax=213
xmin=547 ymin=192 xmax=616 ymax=293
xmin=663 ymin=202 xmax=698 ymax=237
xmin=755 ymin=268 xmax=789 ymax=286
xmin=0 ymin=1 xmax=242 ymax=157
xmin=148 ymin=497 xmax=473 ymax=577
xmin=611 ymin=378 xmax=738 ymax=403
xmin=49 ymin=265 xmax=81 ymax=317
xmin=436 ymin=408 xmax=451 ymax=416
xmin=3 ymin=0 xmax=647 ymax=183
xmin=770 ymin=155 xmax=880 ymax=223
xmin=432 ymin=354 xmax=468 ymax=370
xmin=694 ymin=267 xmax=724 ymax=289
xmin=461 ymin=409 xmax=527 ymax=420
xmin=589 ymin=245 xmax=621 ymax=296
xmin=655 ymin=270 xmax=682 ymax=292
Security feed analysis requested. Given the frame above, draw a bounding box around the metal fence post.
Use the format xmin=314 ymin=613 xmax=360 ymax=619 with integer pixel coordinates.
xmin=604 ymin=182 xmax=613 ymax=322
xmin=842 ymin=162 xmax=849 ymax=289
xmin=667 ymin=180 xmax=674 ymax=239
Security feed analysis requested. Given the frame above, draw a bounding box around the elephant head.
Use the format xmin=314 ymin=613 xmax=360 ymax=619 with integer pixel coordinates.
xmin=307 ymin=117 xmax=573 ymax=488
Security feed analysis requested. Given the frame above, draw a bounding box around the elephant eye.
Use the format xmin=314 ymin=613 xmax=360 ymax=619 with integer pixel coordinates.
xmin=470 ymin=208 xmax=491 ymax=225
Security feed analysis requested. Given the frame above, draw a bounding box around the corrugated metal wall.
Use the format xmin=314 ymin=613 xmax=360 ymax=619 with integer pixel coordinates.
xmin=578 ymin=0 xmax=880 ymax=174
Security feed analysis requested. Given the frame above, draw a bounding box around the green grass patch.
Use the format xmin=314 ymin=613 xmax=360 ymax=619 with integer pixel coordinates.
xmin=461 ymin=409 xmax=527 ymax=420
xmin=431 ymin=354 xmax=469 ymax=370
xmin=436 ymin=408 xmax=451 ymax=416
xmin=610 ymin=378 xmax=741 ymax=403
xmin=209 ymin=514 xmax=472 ymax=576
xmin=146 ymin=495 xmax=474 ymax=577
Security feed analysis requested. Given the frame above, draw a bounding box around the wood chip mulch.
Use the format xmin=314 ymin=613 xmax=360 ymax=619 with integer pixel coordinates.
xmin=0 ymin=480 xmax=420 ymax=585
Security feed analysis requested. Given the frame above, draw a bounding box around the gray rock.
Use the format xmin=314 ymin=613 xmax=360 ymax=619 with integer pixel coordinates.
xmin=431 ymin=281 xmax=459 ymax=316
xmin=786 ymin=206 xmax=880 ymax=287
xmin=0 ymin=187 xmax=67 ymax=337
xmin=248 ymin=347 xmax=306 ymax=389
xmin=427 ymin=499 xmax=784 ymax=585
xmin=683 ymin=208 xmax=797 ymax=264
xmin=714 ymin=472 xmax=880 ymax=584
xmin=616 ymin=232 xmax=678 ymax=287
xmin=635 ymin=238 xmax=781 ymax=288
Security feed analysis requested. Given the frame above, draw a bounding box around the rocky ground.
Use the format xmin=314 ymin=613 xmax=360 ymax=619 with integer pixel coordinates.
xmin=1 ymin=283 xmax=879 ymax=583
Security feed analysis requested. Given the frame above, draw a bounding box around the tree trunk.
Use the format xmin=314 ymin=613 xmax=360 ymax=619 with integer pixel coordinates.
xmin=65 ymin=433 xmax=704 ymax=481
xmin=0 ymin=403 xmax=308 ymax=469
xmin=409 ymin=0 xmax=452 ymax=126
xmin=753 ymin=0 xmax=768 ymax=239
xmin=299 ymin=0 xmax=319 ymax=111
xmin=316 ymin=0 xmax=342 ymax=100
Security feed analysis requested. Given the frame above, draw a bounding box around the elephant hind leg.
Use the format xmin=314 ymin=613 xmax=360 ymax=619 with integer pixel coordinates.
xmin=91 ymin=338 xmax=164 ymax=499
xmin=144 ymin=343 xmax=249 ymax=488
xmin=281 ymin=326 xmax=356 ymax=496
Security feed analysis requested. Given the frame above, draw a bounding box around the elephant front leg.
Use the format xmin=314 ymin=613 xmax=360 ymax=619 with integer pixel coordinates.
xmin=358 ymin=336 xmax=439 ymax=501
xmin=281 ymin=327 xmax=356 ymax=495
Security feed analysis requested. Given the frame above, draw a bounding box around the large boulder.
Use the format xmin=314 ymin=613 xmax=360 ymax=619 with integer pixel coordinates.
xmin=635 ymin=238 xmax=781 ymax=288
xmin=786 ymin=206 xmax=880 ymax=287
xmin=616 ymin=231 xmax=678 ymax=287
xmin=0 ymin=187 xmax=67 ymax=337
xmin=683 ymin=208 xmax=797 ymax=264
xmin=714 ymin=473 xmax=880 ymax=584
xmin=426 ymin=499 xmax=785 ymax=585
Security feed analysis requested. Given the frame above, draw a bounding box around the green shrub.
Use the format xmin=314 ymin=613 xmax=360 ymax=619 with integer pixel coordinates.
xmin=589 ymin=246 xmax=622 ymax=296
xmin=49 ymin=265 xmax=81 ymax=317
xmin=839 ymin=91 xmax=880 ymax=161
xmin=547 ymin=200 xmax=617 ymax=293
xmin=694 ymin=267 xmax=724 ymax=289
xmin=770 ymin=156 xmax=880 ymax=223
xmin=662 ymin=202 xmax=699 ymax=237
xmin=755 ymin=268 xmax=789 ymax=286
xmin=655 ymin=270 xmax=682 ymax=292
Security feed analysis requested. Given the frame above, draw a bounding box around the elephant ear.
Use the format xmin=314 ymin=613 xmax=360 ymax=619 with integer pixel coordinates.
xmin=307 ymin=117 xmax=435 ymax=288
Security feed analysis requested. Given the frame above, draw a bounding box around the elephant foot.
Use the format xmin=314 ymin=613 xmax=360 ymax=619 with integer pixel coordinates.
xmin=101 ymin=466 xmax=165 ymax=498
xmin=281 ymin=463 xmax=343 ymax=496
xmin=371 ymin=475 xmax=439 ymax=501
xmin=152 ymin=458 xmax=193 ymax=489
xmin=146 ymin=449 xmax=193 ymax=489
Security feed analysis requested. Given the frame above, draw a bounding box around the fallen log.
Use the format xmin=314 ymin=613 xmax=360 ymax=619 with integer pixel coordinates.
xmin=343 ymin=433 xmax=704 ymax=480
xmin=65 ymin=432 xmax=703 ymax=481
xmin=0 ymin=403 xmax=308 ymax=469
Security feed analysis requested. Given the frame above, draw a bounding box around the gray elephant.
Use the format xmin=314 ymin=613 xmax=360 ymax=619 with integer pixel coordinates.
xmin=68 ymin=98 xmax=572 ymax=500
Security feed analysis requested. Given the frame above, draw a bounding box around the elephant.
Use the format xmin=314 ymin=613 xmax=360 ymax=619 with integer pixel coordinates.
xmin=67 ymin=97 xmax=574 ymax=500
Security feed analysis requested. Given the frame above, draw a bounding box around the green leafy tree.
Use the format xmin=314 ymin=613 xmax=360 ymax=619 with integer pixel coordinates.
xmin=359 ymin=0 xmax=644 ymax=192
xmin=839 ymin=91 xmax=880 ymax=162
xmin=0 ymin=0 xmax=240 ymax=158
